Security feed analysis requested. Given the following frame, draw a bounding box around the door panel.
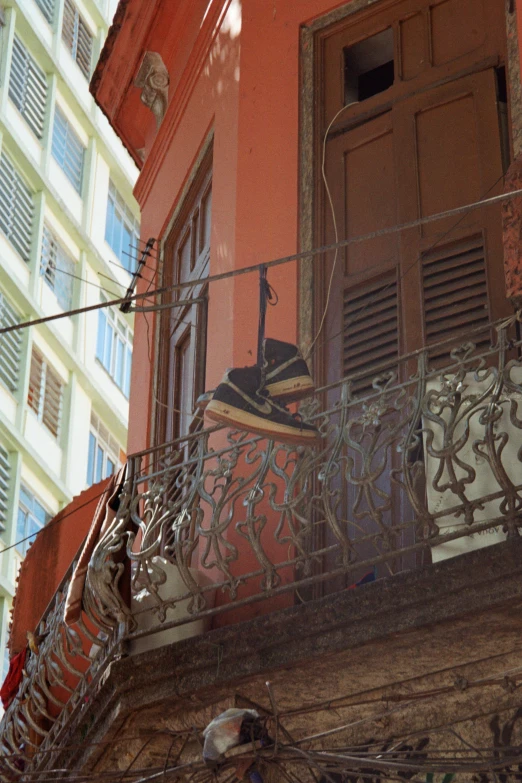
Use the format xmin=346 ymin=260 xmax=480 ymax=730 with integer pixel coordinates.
xmin=319 ymin=67 xmax=508 ymax=590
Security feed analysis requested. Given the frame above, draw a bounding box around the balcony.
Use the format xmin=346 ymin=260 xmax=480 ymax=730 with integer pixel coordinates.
xmin=3 ymin=316 xmax=522 ymax=775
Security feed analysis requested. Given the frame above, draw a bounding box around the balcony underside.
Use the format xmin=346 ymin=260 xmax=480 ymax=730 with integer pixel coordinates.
xmin=50 ymin=538 xmax=522 ymax=776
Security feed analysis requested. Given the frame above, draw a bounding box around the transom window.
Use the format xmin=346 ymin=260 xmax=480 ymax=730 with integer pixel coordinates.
xmin=87 ymin=412 xmax=121 ymax=486
xmin=16 ymin=484 xmax=52 ymax=555
xmin=96 ymin=296 xmax=132 ymax=397
xmin=105 ymin=180 xmax=140 ymax=272
xmin=62 ymin=0 xmax=93 ymax=79
xmin=27 ymin=347 xmax=64 ymax=438
xmin=9 ymin=36 xmax=48 ymax=139
xmin=40 ymin=225 xmax=75 ymax=310
xmin=51 ymin=106 xmax=85 ymax=194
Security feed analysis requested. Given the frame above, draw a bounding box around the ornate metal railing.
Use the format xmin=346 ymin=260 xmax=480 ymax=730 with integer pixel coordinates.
xmin=3 ymin=317 xmax=522 ymax=772
xmin=88 ymin=316 xmax=522 ymax=642
xmin=0 ymin=557 xmax=118 ymax=777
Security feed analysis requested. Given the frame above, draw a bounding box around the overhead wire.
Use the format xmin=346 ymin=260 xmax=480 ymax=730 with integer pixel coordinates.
xmin=1 ymin=186 xmax=520 ymax=338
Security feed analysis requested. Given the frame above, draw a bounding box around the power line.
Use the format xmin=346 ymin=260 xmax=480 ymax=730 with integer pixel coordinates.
xmin=0 ymin=186 xmax=519 ymax=338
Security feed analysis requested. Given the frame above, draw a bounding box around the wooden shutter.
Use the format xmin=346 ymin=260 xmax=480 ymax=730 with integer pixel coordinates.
xmin=43 ymin=364 xmax=63 ymax=437
xmin=422 ymin=235 xmax=490 ymax=360
xmin=343 ymin=275 xmax=399 ymax=394
xmin=27 ymin=347 xmax=63 ymax=437
xmin=28 ymin=348 xmax=44 ymax=414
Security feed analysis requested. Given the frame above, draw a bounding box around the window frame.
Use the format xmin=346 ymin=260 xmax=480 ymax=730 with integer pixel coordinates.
xmin=155 ymin=145 xmax=212 ymax=445
xmin=96 ymin=297 xmax=133 ymax=397
xmin=105 ymin=180 xmax=140 ymax=272
xmin=40 ymin=224 xmax=75 ymax=310
xmin=16 ymin=483 xmax=52 ymax=555
xmin=51 ymin=105 xmax=85 ymax=194
xmin=87 ymin=412 xmax=121 ymax=487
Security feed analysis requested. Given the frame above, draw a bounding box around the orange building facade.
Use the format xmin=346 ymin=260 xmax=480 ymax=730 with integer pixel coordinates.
xmin=7 ymin=1 xmax=522 ymax=775
xmin=92 ymin=0 xmax=522 ymax=454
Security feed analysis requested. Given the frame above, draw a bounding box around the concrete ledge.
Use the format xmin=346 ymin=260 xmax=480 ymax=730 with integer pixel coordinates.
xmin=51 ymin=538 xmax=522 ymax=771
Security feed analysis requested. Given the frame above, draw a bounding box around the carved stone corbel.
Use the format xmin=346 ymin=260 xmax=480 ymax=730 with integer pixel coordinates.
xmin=134 ymin=51 xmax=169 ymax=129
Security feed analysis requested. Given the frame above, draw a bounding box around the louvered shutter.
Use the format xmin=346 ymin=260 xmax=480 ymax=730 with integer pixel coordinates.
xmin=9 ymin=37 xmax=48 ymax=139
xmin=35 ymin=0 xmax=56 ymax=24
xmin=0 ymin=153 xmax=34 ymax=261
xmin=422 ymin=235 xmax=490 ymax=361
xmin=62 ymin=0 xmax=93 ymax=79
xmin=43 ymin=364 xmax=63 ymax=437
xmin=0 ymin=292 xmax=22 ymax=392
xmin=0 ymin=445 xmax=9 ymax=530
xmin=27 ymin=347 xmax=63 ymax=437
xmin=343 ymin=275 xmax=399 ymax=395
xmin=28 ymin=348 xmax=43 ymax=415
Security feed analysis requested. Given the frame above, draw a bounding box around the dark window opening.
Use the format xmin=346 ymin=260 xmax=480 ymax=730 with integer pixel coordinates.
xmin=344 ymin=28 xmax=394 ymax=104
xmin=496 ymin=66 xmax=510 ymax=173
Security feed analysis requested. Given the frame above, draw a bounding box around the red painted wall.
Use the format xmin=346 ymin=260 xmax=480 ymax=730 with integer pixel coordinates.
xmin=93 ymin=0 xmax=522 ymax=625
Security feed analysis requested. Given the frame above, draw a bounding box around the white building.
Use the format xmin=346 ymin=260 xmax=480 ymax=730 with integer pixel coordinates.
xmin=0 ymin=0 xmax=139 ymax=677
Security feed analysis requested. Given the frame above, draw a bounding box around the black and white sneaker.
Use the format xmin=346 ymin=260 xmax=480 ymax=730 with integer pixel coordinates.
xmin=205 ymin=366 xmax=319 ymax=446
xmin=196 ymin=339 xmax=314 ymax=410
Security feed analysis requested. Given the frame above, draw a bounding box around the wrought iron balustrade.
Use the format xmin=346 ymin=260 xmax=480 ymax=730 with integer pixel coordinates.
xmin=3 ymin=317 xmax=522 ymax=773
xmin=89 ymin=316 xmax=522 ymax=640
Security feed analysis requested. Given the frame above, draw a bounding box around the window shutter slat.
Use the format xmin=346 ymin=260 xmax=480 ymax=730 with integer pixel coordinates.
xmin=0 ymin=152 xmax=34 ymax=261
xmin=0 ymin=293 xmax=22 ymax=392
xmin=35 ymin=0 xmax=56 ymax=24
xmin=9 ymin=37 xmax=48 ymax=139
xmin=422 ymin=235 xmax=490 ymax=361
xmin=343 ymin=275 xmax=399 ymax=395
xmin=27 ymin=348 xmax=64 ymax=437
xmin=62 ymin=0 xmax=93 ymax=79
xmin=0 ymin=445 xmax=10 ymax=529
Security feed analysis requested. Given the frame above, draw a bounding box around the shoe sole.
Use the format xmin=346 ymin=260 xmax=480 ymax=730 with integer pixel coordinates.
xmin=205 ymin=399 xmax=320 ymax=446
xmin=264 ymin=376 xmax=315 ymax=402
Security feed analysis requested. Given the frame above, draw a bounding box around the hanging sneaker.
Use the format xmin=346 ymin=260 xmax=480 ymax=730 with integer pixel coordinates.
xmin=196 ymin=339 xmax=314 ymax=410
xmin=262 ymin=338 xmax=315 ymax=402
xmin=205 ymin=366 xmax=319 ymax=445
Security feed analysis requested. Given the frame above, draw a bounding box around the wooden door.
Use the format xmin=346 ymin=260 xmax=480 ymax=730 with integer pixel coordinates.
xmin=315 ymin=0 xmax=510 ymax=590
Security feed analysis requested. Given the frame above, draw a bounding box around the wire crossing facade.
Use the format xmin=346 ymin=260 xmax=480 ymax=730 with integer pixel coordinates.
xmin=5 ymin=0 xmax=522 ymax=779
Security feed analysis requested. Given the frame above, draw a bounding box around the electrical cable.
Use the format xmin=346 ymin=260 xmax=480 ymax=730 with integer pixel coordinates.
xmin=305 ymin=99 xmax=359 ymax=360
xmin=1 ymin=186 xmax=520 ymax=338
